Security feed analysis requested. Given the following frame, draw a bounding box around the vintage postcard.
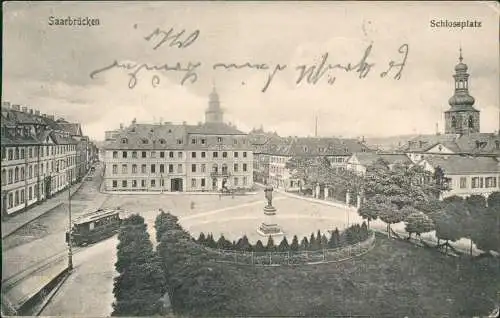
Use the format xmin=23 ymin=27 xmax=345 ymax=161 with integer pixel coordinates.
xmin=1 ymin=1 xmax=499 ymax=317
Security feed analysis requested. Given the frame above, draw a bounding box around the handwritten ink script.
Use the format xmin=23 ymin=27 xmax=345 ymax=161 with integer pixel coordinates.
xmin=89 ymin=25 xmax=409 ymax=92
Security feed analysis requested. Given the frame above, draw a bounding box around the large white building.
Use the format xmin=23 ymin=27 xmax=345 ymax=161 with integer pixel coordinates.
xmin=102 ymin=89 xmax=254 ymax=192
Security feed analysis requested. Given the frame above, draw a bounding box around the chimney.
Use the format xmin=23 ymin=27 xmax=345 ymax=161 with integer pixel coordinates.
xmin=12 ymin=104 xmax=21 ymax=111
xmin=22 ymin=106 xmax=28 ymax=112
xmin=2 ymin=101 xmax=11 ymax=109
xmin=119 ymin=123 xmax=124 ymax=129
xmin=29 ymin=109 xmax=34 ymax=114
xmin=48 ymin=115 xmax=55 ymax=120
xmin=182 ymin=121 xmax=186 ymax=125
xmin=35 ymin=110 xmax=40 ymax=116
xmin=42 ymin=114 xmax=47 ymax=117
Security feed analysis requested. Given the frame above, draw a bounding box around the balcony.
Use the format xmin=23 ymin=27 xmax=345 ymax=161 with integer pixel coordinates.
xmin=210 ymin=171 xmax=231 ymax=177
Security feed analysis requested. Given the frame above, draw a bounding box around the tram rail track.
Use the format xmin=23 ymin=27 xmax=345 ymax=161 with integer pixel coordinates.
xmin=2 ymin=246 xmax=83 ymax=291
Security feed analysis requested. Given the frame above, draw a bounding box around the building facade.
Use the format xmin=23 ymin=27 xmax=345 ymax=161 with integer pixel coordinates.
xmin=1 ymin=103 xmax=80 ymax=216
xmin=266 ymin=137 xmax=371 ymax=191
xmin=102 ymin=89 xmax=254 ymax=192
xmin=419 ymin=156 xmax=500 ymax=199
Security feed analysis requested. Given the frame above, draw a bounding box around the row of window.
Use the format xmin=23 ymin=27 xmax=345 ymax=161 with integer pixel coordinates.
xmin=111 ymin=163 xmax=249 ymax=175
xmin=458 ymin=176 xmax=499 ymax=189
xmin=121 ymin=136 xmax=248 ymax=146
xmin=112 ymin=150 xmax=249 ymax=160
xmin=1 ymin=160 xmax=76 ymax=186
xmin=1 ymin=145 xmax=76 ymax=161
xmin=6 ymin=184 xmax=41 ymax=209
xmin=111 ymin=176 xmax=249 ymax=189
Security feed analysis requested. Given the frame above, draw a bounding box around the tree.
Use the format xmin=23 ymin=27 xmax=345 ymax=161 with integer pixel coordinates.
xmin=265 ymin=236 xmax=275 ymax=251
xmin=309 ymin=232 xmax=319 ymax=250
xmin=432 ymin=200 xmax=468 ymax=254
xmin=487 ymin=191 xmax=500 ymax=208
xmin=235 ymin=235 xmax=252 ymax=252
xmin=278 ymin=236 xmax=290 ymax=251
xmin=321 ymin=234 xmax=329 ymax=248
xmin=254 ymin=240 xmax=265 ymax=252
xmin=316 ymin=230 xmax=323 ymax=249
xmin=300 ymin=236 xmax=309 ymax=250
xmin=216 ymin=235 xmax=232 ymax=250
xmin=197 ymin=232 xmax=206 ymax=245
xmin=205 ymin=233 xmax=217 ymax=248
xmin=469 ymin=195 xmax=500 ymax=255
xmin=328 ymin=228 xmax=340 ymax=248
xmin=357 ymin=197 xmax=380 ymax=228
xmin=404 ymin=209 xmax=435 ymax=240
xmin=113 ymin=214 xmax=166 ymax=316
xmin=290 ymin=235 xmax=299 ymax=252
xmin=362 ymin=164 xmax=446 ymax=237
xmin=154 ymin=210 xmax=180 ymax=243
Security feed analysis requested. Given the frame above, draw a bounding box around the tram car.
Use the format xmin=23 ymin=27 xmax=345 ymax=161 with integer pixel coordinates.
xmin=66 ymin=208 xmax=122 ymax=246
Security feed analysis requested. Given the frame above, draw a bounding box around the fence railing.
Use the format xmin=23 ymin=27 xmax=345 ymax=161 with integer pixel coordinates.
xmin=212 ymin=232 xmax=376 ymax=266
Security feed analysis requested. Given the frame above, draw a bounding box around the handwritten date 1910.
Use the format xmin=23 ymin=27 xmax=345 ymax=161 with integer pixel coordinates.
xmin=143 ymin=27 xmax=200 ymax=50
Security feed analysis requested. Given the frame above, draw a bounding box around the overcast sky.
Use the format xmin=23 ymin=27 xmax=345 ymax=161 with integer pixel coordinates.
xmin=3 ymin=1 xmax=499 ymax=141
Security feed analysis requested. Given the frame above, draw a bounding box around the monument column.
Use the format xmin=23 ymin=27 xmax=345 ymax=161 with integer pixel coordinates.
xmin=257 ymin=185 xmax=283 ymax=236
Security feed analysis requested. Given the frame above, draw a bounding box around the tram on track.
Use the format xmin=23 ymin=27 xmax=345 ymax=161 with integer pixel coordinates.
xmin=66 ymin=208 xmax=121 ymax=246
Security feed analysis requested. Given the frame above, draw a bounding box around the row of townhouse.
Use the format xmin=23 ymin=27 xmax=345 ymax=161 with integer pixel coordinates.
xmin=248 ymin=134 xmax=371 ymax=191
xmin=347 ymin=151 xmax=500 ymax=199
xmin=102 ymin=89 xmax=254 ymax=192
xmin=1 ymin=102 xmax=97 ymax=217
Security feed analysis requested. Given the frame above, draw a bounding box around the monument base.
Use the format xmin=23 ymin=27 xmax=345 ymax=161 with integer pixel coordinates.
xmin=263 ymin=205 xmax=277 ymax=215
xmin=257 ymin=222 xmax=283 ymax=237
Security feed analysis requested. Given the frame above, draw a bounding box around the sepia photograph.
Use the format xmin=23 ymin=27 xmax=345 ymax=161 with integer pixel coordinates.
xmin=1 ymin=1 xmax=499 ymax=317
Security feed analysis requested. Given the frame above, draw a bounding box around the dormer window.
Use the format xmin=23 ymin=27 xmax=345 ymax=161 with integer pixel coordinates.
xmin=191 ymin=138 xmax=196 ymax=144
xmin=177 ymin=139 xmax=183 ymax=145
xmin=121 ymin=138 xmax=128 ymax=144
xmin=303 ymin=146 xmax=308 ymax=152
xmin=159 ymin=139 xmax=166 ymax=144
xmin=201 ymin=138 xmax=206 ymax=144
xmin=217 ymin=137 xmax=223 ymax=143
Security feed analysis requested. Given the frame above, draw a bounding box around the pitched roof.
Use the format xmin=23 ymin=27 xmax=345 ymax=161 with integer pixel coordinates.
xmin=186 ymin=122 xmax=245 ymax=135
xmin=352 ymin=152 xmax=412 ymax=166
xmin=424 ymin=156 xmax=500 ymax=174
xmin=59 ymin=123 xmax=83 ymax=136
xmin=399 ymin=133 xmax=500 ymax=156
xmin=269 ymin=137 xmax=371 ymax=157
xmin=104 ymin=122 xmax=249 ymax=150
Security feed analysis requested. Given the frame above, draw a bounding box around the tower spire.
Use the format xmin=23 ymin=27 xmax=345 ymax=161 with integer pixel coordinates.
xmin=459 ymin=45 xmax=463 ymax=63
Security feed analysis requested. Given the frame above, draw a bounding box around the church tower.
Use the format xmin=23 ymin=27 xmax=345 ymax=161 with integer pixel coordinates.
xmin=444 ymin=48 xmax=480 ymax=135
xmin=205 ymin=86 xmax=224 ymax=124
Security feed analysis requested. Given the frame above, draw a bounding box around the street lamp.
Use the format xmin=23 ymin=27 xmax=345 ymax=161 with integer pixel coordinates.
xmin=67 ymin=170 xmax=73 ymax=271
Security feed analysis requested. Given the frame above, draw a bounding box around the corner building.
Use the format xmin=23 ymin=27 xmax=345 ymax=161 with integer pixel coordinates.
xmin=103 ymin=89 xmax=254 ymax=192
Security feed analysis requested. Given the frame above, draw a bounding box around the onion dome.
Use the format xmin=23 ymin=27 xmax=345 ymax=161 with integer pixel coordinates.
xmin=448 ymin=93 xmax=475 ymax=107
xmin=454 ymin=62 xmax=468 ymax=72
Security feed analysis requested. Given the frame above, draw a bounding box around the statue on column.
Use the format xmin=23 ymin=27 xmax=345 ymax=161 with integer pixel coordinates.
xmin=264 ymin=185 xmax=276 ymax=213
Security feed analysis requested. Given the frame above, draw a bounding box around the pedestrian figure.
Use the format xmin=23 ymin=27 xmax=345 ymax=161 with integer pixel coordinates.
xmin=190 ymin=201 xmax=195 ymax=209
